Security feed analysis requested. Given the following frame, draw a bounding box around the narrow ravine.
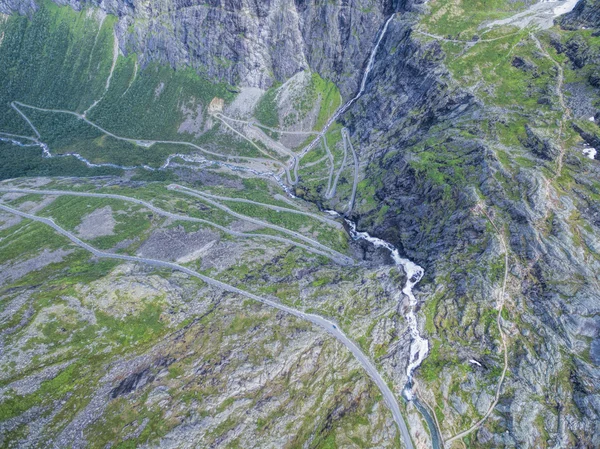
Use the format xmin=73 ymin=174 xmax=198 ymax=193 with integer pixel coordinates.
xmin=343 ymin=220 xmax=429 ymax=389
xmin=312 ymin=12 xmax=440 ymax=445
xmin=344 ymin=219 xmax=441 ymax=449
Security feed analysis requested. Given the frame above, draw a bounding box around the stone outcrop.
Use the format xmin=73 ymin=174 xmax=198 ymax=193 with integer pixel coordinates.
xmin=560 ymin=0 xmax=600 ymax=29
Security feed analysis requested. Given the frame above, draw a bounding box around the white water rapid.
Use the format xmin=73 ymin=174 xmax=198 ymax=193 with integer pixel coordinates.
xmin=324 ymin=210 xmax=430 ymax=399
xmin=312 ymin=12 xmax=432 ymax=398
xmin=344 ymin=220 xmax=429 ymax=394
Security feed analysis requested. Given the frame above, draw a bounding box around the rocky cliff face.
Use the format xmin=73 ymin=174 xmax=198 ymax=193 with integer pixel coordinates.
xmin=561 ymin=0 xmax=600 ymax=29
xmin=334 ymin=4 xmax=600 ymax=447
xmin=0 ymin=0 xmax=408 ymax=94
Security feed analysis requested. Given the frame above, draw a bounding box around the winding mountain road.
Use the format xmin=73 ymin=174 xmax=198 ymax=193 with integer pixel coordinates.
xmin=215 ymin=113 xmax=319 ymax=136
xmin=327 ymin=130 xmax=348 ymax=200
xmin=173 ymin=186 xmax=342 ymax=228
xmin=343 ymin=128 xmax=360 ymax=216
xmin=11 ymin=102 xmax=294 ymax=184
xmin=0 ymin=202 xmax=414 ymax=449
xmin=0 ymin=187 xmax=347 ymax=264
xmin=168 ymin=185 xmax=353 ymax=264
xmin=322 ymin=136 xmax=336 ymax=198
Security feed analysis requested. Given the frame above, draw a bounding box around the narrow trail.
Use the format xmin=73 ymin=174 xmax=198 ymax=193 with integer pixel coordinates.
xmin=327 ymin=129 xmax=348 ymax=200
xmin=343 ymin=128 xmax=360 ymax=216
xmin=0 ymin=187 xmax=344 ymax=264
xmin=173 ymin=185 xmax=342 ymax=228
xmin=84 ymin=30 xmax=119 ymax=117
xmin=121 ymin=60 xmax=138 ymax=98
xmin=445 ymin=204 xmax=509 ymax=445
xmin=84 ymin=14 xmax=106 ymax=76
xmin=531 ymin=33 xmax=570 ymax=178
xmin=322 ymin=136 xmax=335 ymax=197
xmin=10 ymin=103 xmax=41 ymax=138
xmin=530 ymin=33 xmax=572 ymax=225
xmin=169 ymin=185 xmax=353 ymax=265
xmin=0 ymin=203 xmax=414 ymax=449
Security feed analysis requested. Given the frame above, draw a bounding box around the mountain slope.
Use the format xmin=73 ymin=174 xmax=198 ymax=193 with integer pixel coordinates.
xmin=0 ymin=0 xmax=599 ymax=448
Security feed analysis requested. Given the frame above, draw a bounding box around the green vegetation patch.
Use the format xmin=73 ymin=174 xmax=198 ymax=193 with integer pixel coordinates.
xmin=37 ymin=195 xmax=154 ymax=250
xmin=0 ymin=0 xmax=117 ymax=133
xmin=0 ymin=0 xmax=238 ymax=174
xmin=0 ymin=220 xmax=70 ymax=265
xmin=89 ymin=61 xmax=235 ymax=141
xmin=254 ymin=83 xmax=281 ymax=129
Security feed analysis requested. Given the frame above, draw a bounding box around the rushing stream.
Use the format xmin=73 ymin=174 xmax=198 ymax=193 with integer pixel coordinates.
xmin=319 ymin=14 xmax=442 ymax=446
xmin=343 ymin=217 xmax=441 ymax=449
xmin=345 ymin=220 xmax=429 ymax=387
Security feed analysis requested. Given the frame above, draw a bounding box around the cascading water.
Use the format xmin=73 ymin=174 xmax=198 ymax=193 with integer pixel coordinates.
xmin=315 ymin=12 xmax=433 ymax=397
xmin=344 ymin=220 xmax=429 ymax=389
xmin=344 ymin=218 xmax=442 ymax=449
xmin=297 ymin=14 xmax=397 ymax=159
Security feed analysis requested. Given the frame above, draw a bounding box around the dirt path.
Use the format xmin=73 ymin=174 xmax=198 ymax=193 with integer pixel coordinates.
xmin=530 ymin=34 xmax=573 ymax=228
xmin=84 ymin=30 xmax=119 ymax=117
xmin=531 ymin=34 xmax=570 ymax=178
xmin=445 ymin=204 xmax=509 ymax=445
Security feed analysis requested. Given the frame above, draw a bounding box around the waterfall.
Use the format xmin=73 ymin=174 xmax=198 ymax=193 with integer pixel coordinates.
xmin=297 ymin=14 xmax=396 ymax=158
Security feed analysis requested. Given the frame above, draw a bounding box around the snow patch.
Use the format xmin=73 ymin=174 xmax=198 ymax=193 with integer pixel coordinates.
xmin=583 ymin=146 xmax=597 ymax=160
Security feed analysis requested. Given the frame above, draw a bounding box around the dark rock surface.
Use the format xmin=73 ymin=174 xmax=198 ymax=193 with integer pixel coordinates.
xmin=0 ymin=0 xmax=409 ymax=95
xmin=561 ymin=0 xmax=600 ymax=30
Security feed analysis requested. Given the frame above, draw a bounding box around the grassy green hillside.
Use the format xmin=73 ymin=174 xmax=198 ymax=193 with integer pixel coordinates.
xmin=0 ymin=0 xmax=241 ymax=177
